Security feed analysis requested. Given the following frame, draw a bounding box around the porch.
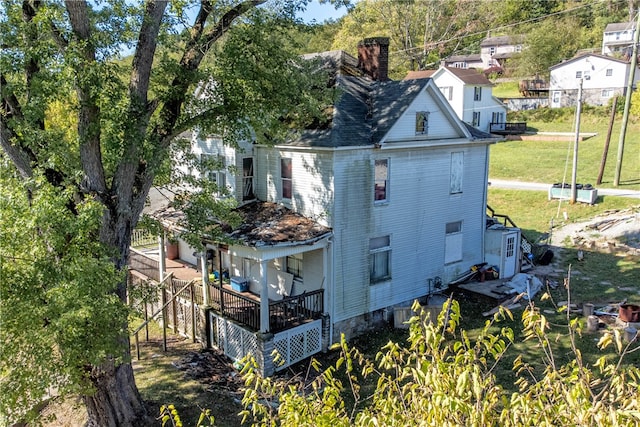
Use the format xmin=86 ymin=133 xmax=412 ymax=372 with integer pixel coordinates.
xmin=128 ymin=245 xmax=327 ymax=375
xmin=128 ymin=248 xmax=324 ymax=334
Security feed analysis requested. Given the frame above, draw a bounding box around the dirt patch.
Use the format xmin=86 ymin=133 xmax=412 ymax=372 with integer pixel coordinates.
xmin=548 ymin=207 xmax=640 ymax=254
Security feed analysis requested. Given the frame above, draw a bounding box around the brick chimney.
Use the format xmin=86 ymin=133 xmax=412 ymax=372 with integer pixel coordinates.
xmin=357 ymin=37 xmax=390 ymax=81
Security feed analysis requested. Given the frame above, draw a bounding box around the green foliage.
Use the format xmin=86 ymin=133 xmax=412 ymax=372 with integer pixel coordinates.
xmin=0 ymin=168 xmax=128 ymax=424
xmin=237 ymin=299 xmax=640 ymax=426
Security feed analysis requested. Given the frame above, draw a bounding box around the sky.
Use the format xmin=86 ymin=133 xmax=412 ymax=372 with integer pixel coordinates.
xmin=299 ymin=0 xmax=350 ymax=23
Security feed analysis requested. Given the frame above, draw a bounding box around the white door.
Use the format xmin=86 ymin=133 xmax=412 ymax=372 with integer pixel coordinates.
xmin=551 ymin=91 xmax=562 ymax=108
xmin=502 ymin=232 xmax=518 ymax=278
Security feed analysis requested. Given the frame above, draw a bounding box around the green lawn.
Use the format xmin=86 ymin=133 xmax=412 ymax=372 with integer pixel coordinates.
xmin=491 ymin=108 xmax=640 ymax=190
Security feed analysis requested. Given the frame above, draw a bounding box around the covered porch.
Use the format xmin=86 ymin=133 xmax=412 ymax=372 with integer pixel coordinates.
xmin=130 ymin=200 xmax=333 ymax=374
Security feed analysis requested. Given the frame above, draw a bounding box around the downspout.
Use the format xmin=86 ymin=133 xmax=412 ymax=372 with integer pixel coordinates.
xmin=482 ymin=143 xmax=490 ymax=265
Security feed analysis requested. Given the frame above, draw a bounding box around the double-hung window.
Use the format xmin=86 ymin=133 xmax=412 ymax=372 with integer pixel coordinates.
xmin=242 ymin=157 xmax=254 ymax=201
xmin=445 ymin=221 xmax=463 ymax=264
xmin=281 ymin=158 xmax=292 ymax=200
xmin=472 ymin=111 xmax=481 ymax=127
xmin=440 ymin=86 xmax=453 ymax=101
xmin=606 ymin=68 xmax=613 ymax=77
xmin=370 ymin=236 xmax=391 ymax=283
xmin=374 ymin=159 xmax=388 ymax=202
xmin=200 ymin=154 xmax=226 ymax=195
xmin=286 ymin=253 xmax=303 ymax=280
xmin=576 ymin=71 xmax=582 ymax=79
xmin=473 ymin=86 xmax=482 ymax=101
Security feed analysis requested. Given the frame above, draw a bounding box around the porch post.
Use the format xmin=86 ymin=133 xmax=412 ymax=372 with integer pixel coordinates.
xmin=200 ymin=252 xmax=209 ymax=306
xmin=158 ymin=233 xmax=166 ymax=281
xmin=259 ymin=260 xmax=270 ymax=333
xmin=323 ymin=243 xmax=329 ymax=315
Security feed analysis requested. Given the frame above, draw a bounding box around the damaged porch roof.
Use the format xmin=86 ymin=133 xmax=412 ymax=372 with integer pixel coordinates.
xmin=148 ymin=197 xmax=332 ymax=248
xmin=229 ymin=201 xmax=332 ymax=247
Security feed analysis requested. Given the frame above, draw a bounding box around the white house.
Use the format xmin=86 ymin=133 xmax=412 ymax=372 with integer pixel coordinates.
xmin=479 ymin=35 xmax=524 ymax=70
xmin=601 ymin=22 xmax=636 ymax=56
xmin=144 ymin=38 xmax=504 ymax=375
xmin=404 ymin=67 xmax=508 ymax=134
xmin=548 ymin=53 xmax=640 ymax=108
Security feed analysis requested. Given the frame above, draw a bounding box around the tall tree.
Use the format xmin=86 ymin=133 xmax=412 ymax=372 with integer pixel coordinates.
xmin=330 ymin=0 xmax=489 ymax=76
xmin=0 ymin=0 xmax=332 ymax=425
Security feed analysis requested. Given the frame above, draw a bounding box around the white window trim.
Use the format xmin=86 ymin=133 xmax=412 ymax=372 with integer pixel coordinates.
xmin=369 ymin=236 xmax=391 ymax=284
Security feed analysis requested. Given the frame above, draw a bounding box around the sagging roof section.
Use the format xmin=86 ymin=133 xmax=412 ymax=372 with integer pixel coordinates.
xmin=230 ymin=201 xmax=332 ymax=247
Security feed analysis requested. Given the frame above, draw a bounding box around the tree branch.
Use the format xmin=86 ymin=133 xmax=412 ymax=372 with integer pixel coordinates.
xmin=64 ymin=0 xmax=107 ymax=196
xmin=154 ymin=0 xmax=266 ymax=148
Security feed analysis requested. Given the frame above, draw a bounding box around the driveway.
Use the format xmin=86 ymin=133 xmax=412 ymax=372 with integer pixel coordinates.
xmin=489 ymin=179 xmax=640 ymax=199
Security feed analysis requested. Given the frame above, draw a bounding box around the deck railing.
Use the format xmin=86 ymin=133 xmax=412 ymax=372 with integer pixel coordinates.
xmin=269 ymin=289 xmax=324 ymax=333
xmin=489 ymin=122 xmax=527 ymax=135
xmin=128 ymin=250 xmax=323 ymax=333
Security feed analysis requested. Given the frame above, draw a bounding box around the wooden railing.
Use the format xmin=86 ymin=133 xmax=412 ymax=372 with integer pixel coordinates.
xmin=128 ymin=249 xmax=323 ymax=334
xmin=209 ymin=285 xmax=261 ymax=331
xmin=269 ymin=289 xmax=324 ymax=333
xmin=489 ymin=122 xmax=527 ymax=135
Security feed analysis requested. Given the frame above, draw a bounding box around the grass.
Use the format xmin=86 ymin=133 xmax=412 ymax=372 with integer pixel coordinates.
xmin=490 ymin=108 xmax=640 ymax=190
xmin=491 ymin=80 xmax=520 ymax=98
xmin=486 ymin=188 xmax=637 ymax=242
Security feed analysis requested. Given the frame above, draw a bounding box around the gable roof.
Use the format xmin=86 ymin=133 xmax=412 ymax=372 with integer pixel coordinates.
xmin=549 ymin=52 xmax=630 ymax=70
xmin=426 ymin=66 xmax=494 ymax=86
xmin=443 ymin=54 xmax=482 ymax=63
xmin=604 ymin=22 xmax=634 ymax=32
xmin=480 ymin=35 xmax=523 ymax=47
xmin=404 ymin=69 xmax=436 ymax=80
xmin=287 ymin=71 xmax=431 ymax=148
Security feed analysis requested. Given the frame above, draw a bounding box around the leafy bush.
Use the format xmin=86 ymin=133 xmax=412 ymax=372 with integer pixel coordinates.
xmin=238 ymin=299 xmax=640 ymax=426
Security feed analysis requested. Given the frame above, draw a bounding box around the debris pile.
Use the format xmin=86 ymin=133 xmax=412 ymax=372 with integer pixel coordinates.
xmin=172 ymin=350 xmax=243 ymax=393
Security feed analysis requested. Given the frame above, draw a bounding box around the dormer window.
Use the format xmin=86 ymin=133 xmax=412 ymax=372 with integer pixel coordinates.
xmin=416 ymin=111 xmax=429 ymax=135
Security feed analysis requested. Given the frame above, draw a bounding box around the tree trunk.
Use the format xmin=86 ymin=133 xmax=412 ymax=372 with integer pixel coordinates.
xmin=82 ymin=338 xmax=151 ymax=427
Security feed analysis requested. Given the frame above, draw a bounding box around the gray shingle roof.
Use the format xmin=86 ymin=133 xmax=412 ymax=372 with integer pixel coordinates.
xmin=288 ymin=75 xmax=427 ymax=148
xmin=604 ymin=22 xmax=634 ymax=32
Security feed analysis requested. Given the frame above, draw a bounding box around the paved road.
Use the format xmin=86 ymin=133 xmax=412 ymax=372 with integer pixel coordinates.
xmin=489 ymin=179 xmax=640 ymax=199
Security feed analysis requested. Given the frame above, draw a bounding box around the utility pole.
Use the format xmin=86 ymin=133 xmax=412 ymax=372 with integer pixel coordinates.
xmin=571 ymin=79 xmax=583 ymax=204
xmin=614 ymin=10 xmax=640 ymax=186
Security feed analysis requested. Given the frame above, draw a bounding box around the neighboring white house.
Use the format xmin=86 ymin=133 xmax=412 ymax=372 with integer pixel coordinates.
xmin=146 ymin=38 xmax=504 ymax=375
xmin=479 ymin=35 xmax=524 ymax=70
xmin=601 ymin=22 xmax=636 ymax=56
xmin=442 ymin=53 xmax=484 ymax=70
xmin=404 ymin=67 xmax=508 ymax=134
xmin=548 ymin=53 xmax=640 ymax=108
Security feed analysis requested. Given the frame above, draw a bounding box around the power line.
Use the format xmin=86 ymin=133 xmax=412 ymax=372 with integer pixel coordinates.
xmin=388 ymin=0 xmax=627 ymax=58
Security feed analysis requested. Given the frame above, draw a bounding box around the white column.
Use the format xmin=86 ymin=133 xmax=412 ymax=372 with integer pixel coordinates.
xmin=200 ymin=252 xmax=209 ymax=306
xmin=259 ymin=260 xmax=270 ymax=333
xmin=158 ymin=234 xmax=166 ymax=281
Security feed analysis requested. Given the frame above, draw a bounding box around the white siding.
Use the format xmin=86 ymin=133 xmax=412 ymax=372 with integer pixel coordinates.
xmin=254 ymin=146 xmax=334 ymax=227
xmin=382 ymin=87 xmax=462 ymax=141
xmin=330 ymin=143 xmax=489 ymax=322
xmin=431 ymin=69 xmax=507 ymax=133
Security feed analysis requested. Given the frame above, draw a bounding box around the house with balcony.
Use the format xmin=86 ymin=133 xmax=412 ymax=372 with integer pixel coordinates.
xmin=404 ymin=66 xmax=508 ymax=134
xmin=479 ymin=35 xmax=524 ymax=71
xmin=548 ymin=52 xmax=640 ymax=108
xmin=602 ymin=22 xmax=636 ymax=57
xmin=131 ymin=38 xmax=501 ymax=376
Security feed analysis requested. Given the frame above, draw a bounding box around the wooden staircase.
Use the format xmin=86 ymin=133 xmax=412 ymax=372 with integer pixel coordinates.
xmin=486 ymin=205 xmax=536 ymax=272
